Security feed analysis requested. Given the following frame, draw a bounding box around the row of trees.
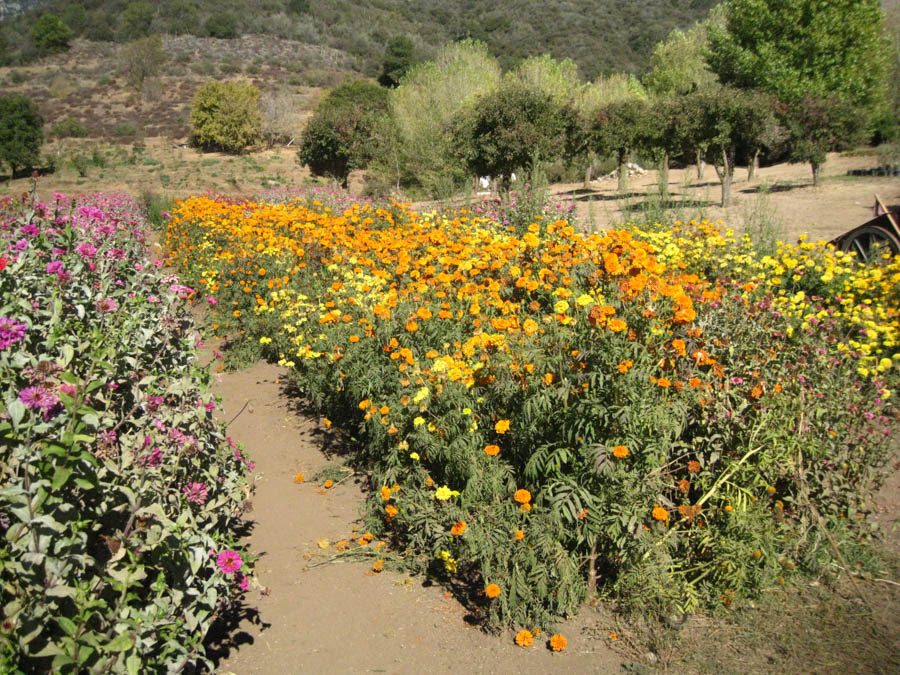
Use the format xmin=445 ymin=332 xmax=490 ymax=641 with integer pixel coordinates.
xmin=298 ymin=0 xmax=890 ymax=205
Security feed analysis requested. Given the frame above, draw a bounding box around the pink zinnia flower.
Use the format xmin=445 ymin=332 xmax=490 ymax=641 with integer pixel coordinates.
xmin=76 ymin=243 xmax=97 ymax=258
xmin=19 ymin=385 xmax=59 ymax=411
xmin=216 ymin=550 xmax=243 ymax=574
xmin=0 ymin=316 xmax=27 ymax=349
xmin=183 ymin=482 xmax=208 ymax=504
xmin=95 ymin=297 xmax=118 ymax=313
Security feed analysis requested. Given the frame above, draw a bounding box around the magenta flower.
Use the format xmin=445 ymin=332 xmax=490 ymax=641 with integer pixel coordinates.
xmin=95 ymin=297 xmax=119 ymax=313
xmin=238 ymin=573 xmax=249 ymax=591
xmin=216 ymin=550 xmax=243 ymax=575
xmin=183 ymin=482 xmax=209 ymax=504
xmin=0 ymin=317 xmax=27 ymax=349
xmin=19 ymin=386 xmax=60 ymax=411
xmin=76 ymin=243 xmax=97 ymax=258
xmin=46 ymin=261 xmax=63 ymax=275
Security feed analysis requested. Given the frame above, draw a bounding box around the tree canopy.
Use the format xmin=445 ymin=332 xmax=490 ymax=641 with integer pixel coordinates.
xmin=0 ymin=94 xmax=43 ymax=179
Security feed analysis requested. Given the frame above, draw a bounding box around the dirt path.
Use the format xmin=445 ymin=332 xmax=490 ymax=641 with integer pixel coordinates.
xmin=205 ymin=358 xmax=625 ymax=674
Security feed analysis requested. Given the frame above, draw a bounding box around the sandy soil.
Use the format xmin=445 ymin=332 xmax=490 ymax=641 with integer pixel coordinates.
xmin=549 ymin=151 xmax=900 ymax=242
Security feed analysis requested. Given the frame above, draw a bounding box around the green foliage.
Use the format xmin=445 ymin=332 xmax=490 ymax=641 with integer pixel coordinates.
xmin=576 ymin=73 xmax=648 ymax=119
xmin=60 ymin=5 xmax=88 ymax=36
xmin=49 ymin=117 xmax=88 ymax=139
xmin=642 ymin=11 xmax=722 ymax=98
xmin=118 ymin=1 xmax=155 ymax=42
xmin=31 ymin=14 xmax=72 ymax=55
xmin=706 ymin=0 xmax=889 ymax=120
xmin=589 ymin=98 xmax=652 ymax=190
xmin=777 ymin=95 xmax=864 ymax=184
xmin=378 ymin=36 xmax=416 ymax=88
xmin=454 ymin=84 xmax=578 ymax=187
xmin=503 ymin=54 xmax=582 ymax=107
xmin=0 ymin=94 xmax=43 ymax=179
xmin=0 ymin=194 xmax=253 ymax=672
xmin=190 ymin=81 xmax=262 ymax=153
xmin=380 ymin=39 xmax=500 ymax=196
xmin=121 ymin=35 xmax=167 ymax=91
xmin=164 ymin=0 xmax=201 ymax=35
xmin=205 ymin=12 xmax=239 ymax=39
xmin=298 ymin=79 xmax=390 ymax=186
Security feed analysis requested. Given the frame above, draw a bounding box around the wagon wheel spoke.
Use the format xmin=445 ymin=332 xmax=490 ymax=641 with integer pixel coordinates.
xmin=852 ymin=237 xmax=869 ymax=263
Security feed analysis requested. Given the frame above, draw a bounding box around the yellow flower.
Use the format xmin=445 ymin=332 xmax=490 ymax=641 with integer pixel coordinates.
xmin=434 ymin=485 xmax=458 ymax=501
xmin=495 ymin=419 xmax=511 ymax=434
xmin=409 ymin=452 xmax=420 ymax=460
xmin=553 ymin=300 xmax=569 ymax=314
xmin=413 ymin=416 xmax=425 ymax=427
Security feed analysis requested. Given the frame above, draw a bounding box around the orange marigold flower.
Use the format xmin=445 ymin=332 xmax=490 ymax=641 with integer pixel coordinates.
xmin=549 ymin=634 xmax=568 ymax=652
xmin=617 ymin=359 xmax=633 ymax=373
xmin=380 ymin=405 xmax=390 ymax=415
xmin=372 ymin=559 xmax=384 ymax=573
xmin=514 ymin=489 xmax=531 ymax=504
xmin=450 ymin=521 xmax=467 ymax=536
xmin=678 ymin=479 xmax=690 ymax=493
xmin=774 ymin=383 xmax=783 ymax=393
xmin=495 ymin=419 xmax=511 ymax=434
xmin=688 ymin=377 xmax=701 ymax=389
xmin=514 ymin=529 xmax=525 ymax=540
xmin=358 ymin=399 xmax=370 ymax=410
xmin=484 ymin=444 xmax=500 ymax=456
xmin=405 ymin=321 xmax=418 ymax=332
xmin=515 ymin=630 xmax=534 ymax=647
xmin=324 ymin=480 xmax=333 ymax=489
xmin=485 ymin=584 xmax=501 ymax=599
xmin=385 ymin=504 xmax=399 ymax=518
xmin=652 ymin=505 xmax=669 ymax=521
xmin=657 ymin=377 xmax=671 ymax=388
xmin=608 ymin=318 xmax=627 ymax=332
xmin=323 ymin=417 xmax=332 ymax=428
xmin=293 ymin=473 xmax=304 ymax=484
xmin=416 ymin=307 xmax=433 ymax=320
xmin=612 ymin=445 xmax=628 ymax=459
xmin=688 ymin=460 xmax=701 ymax=473
xmin=348 ymin=335 xmax=360 ymax=343
xmin=520 ymin=503 xmax=532 ymax=513
xmin=380 ymin=486 xmax=392 ymax=501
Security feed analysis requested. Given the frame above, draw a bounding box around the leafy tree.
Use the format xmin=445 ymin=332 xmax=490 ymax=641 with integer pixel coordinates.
xmin=298 ymin=79 xmax=390 ymax=187
xmin=165 ymin=0 xmax=201 ymax=35
xmin=383 ymin=40 xmax=500 ymax=196
xmin=454 ymin=84 xmax=578 ymax=191
xmin=287 ymin=0 xmax=310 ymax=14
xmin=0 ymin=95 xmax=43 ymax=180
xmin=589 ymin=99 xmax=651 ymax=192
xmin=206 ymin=13 xmax=239 ymax=39
xmin=778 ymin=95 xmax=864 ymax=186
xmin=503 ymin=54 xmax=582 ymax=106
xmin=31 ymin=14 xmax=72 ymax=55
xmin=378 ymin=36 xmax=416 ymax=88
xmin=122 ymin=35 xmax=167 ymax=92
xmin=706 ymin=0 xmax=890 ymax=181
xmin=118 ymin=2 xmax=155 ymax=42
xmin=643 ymin=18 xmax=721 ymax=98
xmin=690 ymin=89 xmax=775 ymax=207
xmin=190 ymin=81 xmax=262 ymax=153
xmin=60 ymin=5 xmax=88 ymax=36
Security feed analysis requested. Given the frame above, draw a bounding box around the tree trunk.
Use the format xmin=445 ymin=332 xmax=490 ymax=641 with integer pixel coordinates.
xmin=720 ymin=148 xmax=732 ymax=208
xmin=748 ymin=149 xmax=759 ymax=180
xmin=617 ymin=149 xmax=627 ymax=193
xmin=658 ymin=151 xmax=670 ymax=202
xmin=695 ymin=148 xmax=706 ymax=180
xmin=811 ymin=161 xmax=821 ymax=186
xmin=583 ymin=151 xmax=595 ymax=188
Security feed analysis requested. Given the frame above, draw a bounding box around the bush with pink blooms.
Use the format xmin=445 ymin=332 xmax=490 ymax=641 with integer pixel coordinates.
xmin=0 ymin=190 xmax=253 ymax=672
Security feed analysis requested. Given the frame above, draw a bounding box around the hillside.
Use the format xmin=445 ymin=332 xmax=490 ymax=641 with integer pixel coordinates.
xmin=0 ymin=0 xmax=719 ymax=79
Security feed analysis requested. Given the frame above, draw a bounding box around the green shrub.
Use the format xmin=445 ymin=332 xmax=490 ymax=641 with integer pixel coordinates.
xmin=205 ymin=13 xmax=238 ymax=39
xmin=31 ymin=14 xmax=72 ymax=55
xmin=190 ymin=81 xmax=261 ymax=153
xmin=0 ymin=94 xmax=43 ymax=179
xmin=0 ymin=193 xmax=254 ymax=671
xmin=50 ymin=117 xmax=88 ymax=139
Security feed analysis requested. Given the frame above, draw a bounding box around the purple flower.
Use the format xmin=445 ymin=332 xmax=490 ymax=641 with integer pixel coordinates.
xmin=238 ymin=573 xmax=249 ymax=591
xmin=183 ymin=482 xmax=209 ymax=504
xmin=19 ymin=386 xmax=60 ymax=411
xmin=216 ymin=550 xmax=243 ymax=575
xmin=46 ymin=260 xmax=64 ymax=275
xmin=106 ymin=248 xmax=126 ymax=260
xmin=76 ymin=243 xmax=97 ymax=258
xmin=56 ymin=270 xmax=72 ymax=285
xmin=206 ymin=296 xmax=218 ymax=306
xmin=100 ymin=429 xmax=117 ymax=444
xmin=13 ymin=239 xmax=28 ymax=251
xmin=0 ymin=317 xmax=27 ymax=349
xmin=95 ymin=297 xmax=118 ymax=313
xmin=19 ymin=224 xmax=40 ymax=238
xmin=59 ymin=383 xmax=77 ymax=397
xmin=138 ymin=447 xmax=162 ymax=468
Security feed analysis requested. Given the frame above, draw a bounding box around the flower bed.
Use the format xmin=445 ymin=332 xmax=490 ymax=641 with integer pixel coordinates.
xmin=165 ymin=192 xmax=898 ymax=630
xmin=0 ymin=192 xmax=253 ymax=671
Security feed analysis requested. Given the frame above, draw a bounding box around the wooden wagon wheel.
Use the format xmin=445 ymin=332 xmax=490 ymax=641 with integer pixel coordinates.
xmin=839 ymin=225 xmax=900 ymax=263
